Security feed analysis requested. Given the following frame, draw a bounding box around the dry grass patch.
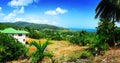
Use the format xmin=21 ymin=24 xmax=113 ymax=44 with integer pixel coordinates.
xmin=94 ymin=49 xmax=120 ymax=63
xmin=27 ymin=38 xmax=84 ymax=56
xmin=26 ymin=38 xmax=87 ymax=62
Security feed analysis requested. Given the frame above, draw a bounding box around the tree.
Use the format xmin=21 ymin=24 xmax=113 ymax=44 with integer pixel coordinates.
xmin=69 ymin=30 xmax=94 ymax=46
xmin=97 ymin=19 xmax=115 ymax=46
xmin=30 ymin=41 xmax=53 ymax=63
xmin=0 ymin=33 xmax=28 ymax=62
xmin=89 ymin=35 xmax=109 ymax=56
xmin=115 ymin=27 xmax=120 ymax=42
xmin=95 ymin=0 xmax=120 ymax=46
xmin=95 ymin=0 xmax=120 ymax=21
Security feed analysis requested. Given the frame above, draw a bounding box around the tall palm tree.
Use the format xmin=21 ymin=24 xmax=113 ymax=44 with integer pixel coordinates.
xmin=30 ymin=41 xmax=53 ymax=63
xmin=95 ymin=0 xmax=120 ymax=46
xmin=95 ymin=0 xmax=120 ymax=21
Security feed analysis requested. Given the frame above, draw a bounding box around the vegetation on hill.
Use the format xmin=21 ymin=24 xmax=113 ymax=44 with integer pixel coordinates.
xmin=2 ymin=21 xmax=66 ymax=30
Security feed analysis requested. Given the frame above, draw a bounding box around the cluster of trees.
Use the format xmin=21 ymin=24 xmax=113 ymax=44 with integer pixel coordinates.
xmin=0 ymin=32 xmax=53 ymax=63
xmin=66 ymin=1 xmax=120 ymax=56
xmin=0 ymin=33 xmax=28 ymax=62
xmin=69 ymin=31 xmax=95 ymax=46
xmin=26 ymin=27 xmax=78 ymax=41
xmin=88 ymin=0 xmax=120 ymax=55
xmin=95 ymin=0 xmax=120 ymax=46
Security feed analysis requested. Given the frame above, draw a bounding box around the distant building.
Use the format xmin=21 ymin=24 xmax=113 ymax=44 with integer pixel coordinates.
xmin=0 ymin=28 xmax=29 ymax=44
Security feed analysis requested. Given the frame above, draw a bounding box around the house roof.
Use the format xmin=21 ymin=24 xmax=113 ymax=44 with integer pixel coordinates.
xmin=0 ymin=28 xmax=29 ymax=34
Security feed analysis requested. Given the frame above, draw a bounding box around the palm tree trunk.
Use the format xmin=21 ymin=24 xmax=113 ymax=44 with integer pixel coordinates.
xmin=112 ymin=17 xmax=115 ymax=47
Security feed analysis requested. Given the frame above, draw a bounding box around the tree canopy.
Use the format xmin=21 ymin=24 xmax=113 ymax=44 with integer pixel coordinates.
xmin=95 ymin=0 xmax=120 ymax=22
xmin=0 ymin=33 xmax=28 ymax=62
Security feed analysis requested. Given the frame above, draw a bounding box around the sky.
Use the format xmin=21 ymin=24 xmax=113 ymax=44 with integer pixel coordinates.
xmin=0 ymin=0 xmax=101 ymax=29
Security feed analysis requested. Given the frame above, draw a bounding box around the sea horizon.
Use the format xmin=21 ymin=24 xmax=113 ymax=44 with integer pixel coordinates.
xmin=68 ymin=28 xmax=97 ymax=32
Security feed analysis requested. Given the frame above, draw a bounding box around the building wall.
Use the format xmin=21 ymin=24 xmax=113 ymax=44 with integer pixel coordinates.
xmin=9 ymin=34 xmax=27 ymax=44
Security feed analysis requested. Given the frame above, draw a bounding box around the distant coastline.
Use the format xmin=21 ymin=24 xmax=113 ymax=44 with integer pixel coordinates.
xmin=69 ymin=28 xmax=97 ymax=32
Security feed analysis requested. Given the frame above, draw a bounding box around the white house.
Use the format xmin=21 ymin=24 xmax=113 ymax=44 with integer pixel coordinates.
xmin=0 ymin=28 xmax=29 ymax=44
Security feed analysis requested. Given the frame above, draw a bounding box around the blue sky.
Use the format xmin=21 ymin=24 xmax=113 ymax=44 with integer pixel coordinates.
xmin=0 ymin=0 xmax=101 ymax=29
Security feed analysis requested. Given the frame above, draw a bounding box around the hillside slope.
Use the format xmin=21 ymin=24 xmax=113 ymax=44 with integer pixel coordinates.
xmin=0 ymin=21 xmax=66 ymax=30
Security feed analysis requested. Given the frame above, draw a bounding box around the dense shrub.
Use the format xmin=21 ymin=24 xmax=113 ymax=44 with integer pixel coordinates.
xmin=0 ymin=33 xmax=28 ymax=62
xmin=80 ymin=51 xmax=92 ymax=59
xmin=115 ymin=28 xmax=120 ymax=42
xmin=97 ymin=19 xmax=116 ymax=46
xmin=89 ymin=35 xmax=109 ymax=56
xmin=69 ymin=30 xmax=95 ymax=46
xmin=28 ymin=30 xmax=43 ymax=39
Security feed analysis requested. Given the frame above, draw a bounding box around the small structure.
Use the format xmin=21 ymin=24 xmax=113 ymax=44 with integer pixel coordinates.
xmin=0 ymin=28 xmax=29 ymax=44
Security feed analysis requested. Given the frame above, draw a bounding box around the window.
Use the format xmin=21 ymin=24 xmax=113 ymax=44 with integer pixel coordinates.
xmin=12 ymin=34 xmax=14 ymax=36
xmin=26 ymin=42 xmax=28 ymax=44
xmin=23 ymin=39 xmax=25 ymax=41
xmin=18 ymin=34 xmax=22 ymax=36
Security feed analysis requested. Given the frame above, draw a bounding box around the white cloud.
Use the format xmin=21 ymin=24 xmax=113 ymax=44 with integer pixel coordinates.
xmin=45 ymin=7 xmax=68 ymax=15
xmin=6 ymin=0 xmax=38 ymax=21
xmin=4 ymin=7 xmax=24 ymax=21
xmin=45 ymin=10 xmax=58 ymax=15
xmin=51 ymin=22 xmax=58 ymax=25
xmin=0 ymin=7 xmax=5 ymax=16
xmin=15 ymin=17 xmax=49 ymax=24
xmin=56 ymin=7 xmax=67 ymax=14
xmin=0 ymin=7 xmax=2 ymax=12
xmin=8 ymin=0 xmax=39 ymax=7
xmin=18 ymin=7 xmax=24 ymax=14
xmin=34 ymin=0 xmax=39 ymax=3
xmin=0 ymin=13 xmax=5 ymax=16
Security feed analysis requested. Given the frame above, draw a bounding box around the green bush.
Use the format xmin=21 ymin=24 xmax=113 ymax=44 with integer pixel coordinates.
xmin=89 ymin=35 xmax=109 ymax=56
xmin=69 ymin=31 xmax=95 ymax=46
xmin=0 ymin=33 xmax=28 ymax=62
xmin=80 ymin=51 xmax=92 ymax=59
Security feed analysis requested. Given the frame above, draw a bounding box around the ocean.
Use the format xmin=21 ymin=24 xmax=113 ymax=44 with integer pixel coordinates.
xmin=69 ymin=28 xmax=97 ymax=32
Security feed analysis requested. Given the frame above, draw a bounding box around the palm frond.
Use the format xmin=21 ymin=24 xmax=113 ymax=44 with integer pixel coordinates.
xmin=30 ymin=41 xmax=41 ymax=51
xmin=95 ymin=0 xmax=120 ymax=22
xmin=44 ymin=52 xmax=53 ymax=59
xmin=30 ymin=40 xmax=53 ymax=63
xmin=41 ymin=40 xmax=51 ymax=53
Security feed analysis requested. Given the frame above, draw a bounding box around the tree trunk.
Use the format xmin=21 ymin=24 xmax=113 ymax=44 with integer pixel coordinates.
xmin=112 ymin=17 xmax=115 ymax=47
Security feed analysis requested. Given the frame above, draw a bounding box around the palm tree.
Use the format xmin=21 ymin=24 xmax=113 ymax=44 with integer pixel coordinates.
xmin=95 ymin=0 xmax=120 ymax=21
xmin=30 ymin=41 xmax=53 ymax=63
xmin=95 ymin=0 xmax=120 ymax=46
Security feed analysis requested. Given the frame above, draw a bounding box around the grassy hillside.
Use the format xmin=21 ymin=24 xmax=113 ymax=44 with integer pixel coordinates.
xmin=1 ymin=21 xmax=66 ymax=30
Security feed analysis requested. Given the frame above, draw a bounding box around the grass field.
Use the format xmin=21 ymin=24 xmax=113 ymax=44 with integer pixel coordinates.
xmin=26 ymin=38 xmax=87 ymax=62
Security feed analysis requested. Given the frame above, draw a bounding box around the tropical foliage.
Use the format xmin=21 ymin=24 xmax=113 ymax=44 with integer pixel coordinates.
xmin=69 ymin=30 xmax=95 ymax=46
xmin=95 ymin=0 xmax=120 ymax=46
xmin=1 ymin=21 xmax=66 ymax=30
xmin=30 ymin=41 xmax=53 ymax=63
xmin=80 ymin=51 xmax=92 ymax=58
xmin=97 ymin=19 xmax=115 ymax=46
xmin=0 ymin=33 xmax=28 ymax=62
xmin=89 ymin=35 xmax=109 ymax=56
